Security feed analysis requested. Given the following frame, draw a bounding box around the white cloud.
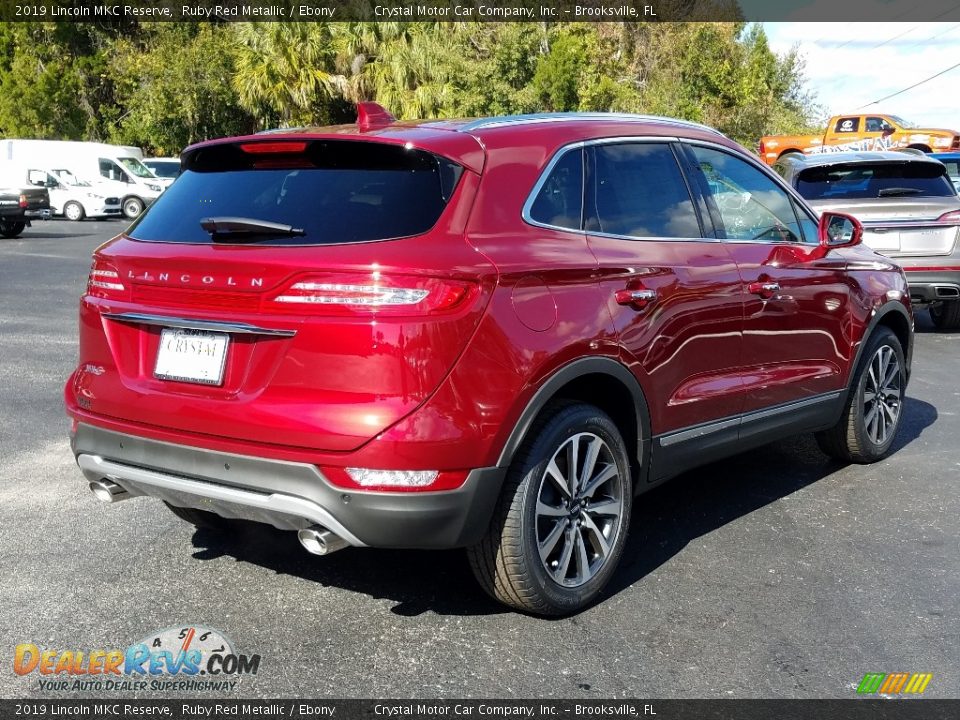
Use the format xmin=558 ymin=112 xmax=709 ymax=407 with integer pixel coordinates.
xmin=763 ymin=22 xmax=960 ymax=129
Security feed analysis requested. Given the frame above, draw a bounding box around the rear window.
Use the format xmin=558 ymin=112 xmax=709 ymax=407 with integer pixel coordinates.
xmin=796 ymin=161 xmax=956 ymax=200
xmin=129 ymin=141 xmax=463 ymax=245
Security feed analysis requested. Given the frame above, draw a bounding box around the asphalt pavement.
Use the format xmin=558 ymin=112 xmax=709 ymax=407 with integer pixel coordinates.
xmin=1 ymin=220 xmax=957 ymax=699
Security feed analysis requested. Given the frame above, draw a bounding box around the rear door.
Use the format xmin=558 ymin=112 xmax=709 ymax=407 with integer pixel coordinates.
xmin=681 ymin=142 xmax=850 ymax=428
xmin=582 ymin=140 xmax=745 ymax=477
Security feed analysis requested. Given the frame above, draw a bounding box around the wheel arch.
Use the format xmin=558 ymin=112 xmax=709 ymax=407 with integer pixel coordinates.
xmin=851 ymin=301 xmax=913 ymax=387
xmin=496 ymin=358 xmax=652 ymax=487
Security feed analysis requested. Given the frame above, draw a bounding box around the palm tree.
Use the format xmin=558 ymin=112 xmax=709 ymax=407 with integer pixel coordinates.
xmin=232 ymin=22 xmax=340 ymax=126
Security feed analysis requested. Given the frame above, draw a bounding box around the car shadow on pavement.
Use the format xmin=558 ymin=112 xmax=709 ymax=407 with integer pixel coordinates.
xmin=188 ymin=397 xmax=937 ymax=618
xmin=603 ymin=395 xmax=937 ymax=605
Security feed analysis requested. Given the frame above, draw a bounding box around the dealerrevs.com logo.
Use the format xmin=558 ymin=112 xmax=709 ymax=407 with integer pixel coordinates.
xmin=13 ymin=626 xmax=260 ymax=693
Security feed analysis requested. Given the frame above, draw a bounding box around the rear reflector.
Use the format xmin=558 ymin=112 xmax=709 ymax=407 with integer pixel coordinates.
xmin=321 ymin=466 xmax=468 ymax=492
xmin=267 ymin=272 xmax=474 ymax=316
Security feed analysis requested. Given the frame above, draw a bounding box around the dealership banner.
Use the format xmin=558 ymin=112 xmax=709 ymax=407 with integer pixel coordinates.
xmin=3 ymin=700 xmax=960 ymax=719
xmin=2 ymin=0 xmax=960 ymax=22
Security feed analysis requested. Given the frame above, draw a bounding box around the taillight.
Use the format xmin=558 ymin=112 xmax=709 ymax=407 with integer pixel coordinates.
xmin=266 ymin=272 xmax=475 ymax=316
xmin=86 ymin=258 xmax=128 ymax=300
xmin=937 ymin=210 xmax=960 ymax=224
xmin=952 ymin=136 xmax=960 ymax=149
xmin=320 ymin=466 xmax=468 ymax=493
xmin=18 ymin=194 xmax=28 ymax=209
xmin=758 ymin=140 xmax=766 ymax=156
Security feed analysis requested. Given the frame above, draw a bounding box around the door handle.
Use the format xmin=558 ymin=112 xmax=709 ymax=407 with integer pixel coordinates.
xmin=748 ymin=281 xmax=780 ymax=299
xmin=615 ymin=288 xmax=657 ymax=310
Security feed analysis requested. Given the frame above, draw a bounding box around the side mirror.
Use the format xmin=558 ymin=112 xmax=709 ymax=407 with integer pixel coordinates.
xmin=818 ymin=212 xmax=863 ymax=251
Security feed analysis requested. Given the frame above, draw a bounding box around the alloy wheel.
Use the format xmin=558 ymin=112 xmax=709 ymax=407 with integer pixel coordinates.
xmin=535 ymin=432 xmax=625 ymax=588
xmin=863 ymin=345 xmax=902 ymax=446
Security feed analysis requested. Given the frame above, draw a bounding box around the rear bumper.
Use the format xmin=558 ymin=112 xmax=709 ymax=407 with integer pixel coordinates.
xmin=71 ymin=423 xmax=505 ymax=549
xmin=24 ymin=208 xmax=51 ymax=220
xmin=901 ymin=267 xmax=960 ymax=302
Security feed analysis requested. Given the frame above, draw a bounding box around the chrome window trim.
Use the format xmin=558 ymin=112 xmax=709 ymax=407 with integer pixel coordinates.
xmin=521 ymin=136 xmax=721 ymax=243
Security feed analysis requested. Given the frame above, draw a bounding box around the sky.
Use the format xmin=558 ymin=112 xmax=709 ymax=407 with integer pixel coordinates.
xmin=763 ymin=22 xmax=960 ymax=129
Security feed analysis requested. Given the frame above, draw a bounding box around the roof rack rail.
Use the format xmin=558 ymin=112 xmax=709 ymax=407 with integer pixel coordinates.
xmin=458 ymin=112 xmax=724 ymax=135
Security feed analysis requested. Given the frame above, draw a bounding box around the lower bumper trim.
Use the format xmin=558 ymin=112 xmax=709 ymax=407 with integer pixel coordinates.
xmin=77 ymin=453 xmax=367 ymax=546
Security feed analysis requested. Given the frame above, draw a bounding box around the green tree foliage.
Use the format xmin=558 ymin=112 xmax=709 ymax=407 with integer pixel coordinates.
xmin=110 ymin=24 xmax=254 ymax=154
xmin=0 ymin=20 xmax=819 ymax=153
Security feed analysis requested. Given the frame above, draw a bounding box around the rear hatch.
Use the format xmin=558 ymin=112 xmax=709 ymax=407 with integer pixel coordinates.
xmin=797 ymin=159 xmax=960 ymax=257
xmin=74 ymin=136 xmax=492 ymax=452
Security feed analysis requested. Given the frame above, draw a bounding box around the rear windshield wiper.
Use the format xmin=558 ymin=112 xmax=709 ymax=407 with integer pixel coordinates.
xmin=200 ymin=216 xmax=305 ymax=240
xmin=877 ymin=187 xmax=925 ymax=197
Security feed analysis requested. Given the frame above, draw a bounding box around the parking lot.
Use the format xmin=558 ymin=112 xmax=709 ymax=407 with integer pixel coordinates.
xmin=1 ymin=219 xmax=957 ymax=699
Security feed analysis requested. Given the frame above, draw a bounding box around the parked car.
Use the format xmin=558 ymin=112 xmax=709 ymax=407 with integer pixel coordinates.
xmin=931 ymin=151 xmax=960 ymax=193
xmin=143 ymin=158 xmax=182 ymax=180
xmin=774 ymin=151 xmax=960 ymax=329
xmin=759 ymin=113 xmax=960 ymax=166
xmin=0 ymin=180 xmax=49 ymax=238
xmin=67 ymin=107 xmax=913 ymax=615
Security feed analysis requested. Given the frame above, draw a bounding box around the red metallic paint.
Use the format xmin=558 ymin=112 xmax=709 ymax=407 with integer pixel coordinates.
xmin=65 ymin=116 xmax=912 ymax=490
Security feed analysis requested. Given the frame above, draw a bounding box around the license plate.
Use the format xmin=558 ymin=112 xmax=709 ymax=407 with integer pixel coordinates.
xmin=154 ymin=329 xmax=229 ymax=386
xmin=865 ymin=230 xmax=900 ymax=252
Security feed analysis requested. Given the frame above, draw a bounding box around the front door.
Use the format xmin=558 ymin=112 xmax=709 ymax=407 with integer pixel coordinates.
xmin=681 ymin=143 xmax=851 ymax=436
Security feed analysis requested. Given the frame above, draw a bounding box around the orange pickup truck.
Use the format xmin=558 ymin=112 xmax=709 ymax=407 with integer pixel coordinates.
xmin=759 ymin=113 xmax=960 ymax=165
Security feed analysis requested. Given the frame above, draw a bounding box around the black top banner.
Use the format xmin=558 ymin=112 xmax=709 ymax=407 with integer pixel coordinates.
xmin=2 ymin=0 xmax=960 ymax=22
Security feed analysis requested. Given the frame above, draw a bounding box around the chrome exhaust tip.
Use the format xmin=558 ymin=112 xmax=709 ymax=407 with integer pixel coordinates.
xmin=88 ymin=478 xmax=130 ymax=504
xmin=297 ymin=526 xmax=349 ymax=556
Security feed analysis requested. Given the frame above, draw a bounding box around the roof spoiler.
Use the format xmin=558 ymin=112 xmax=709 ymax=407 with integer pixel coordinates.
xmin=357 ymin=102 xmax=396 ymax=132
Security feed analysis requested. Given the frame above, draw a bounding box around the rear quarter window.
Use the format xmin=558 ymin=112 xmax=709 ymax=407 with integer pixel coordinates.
xmin=128 ymin=141 xmax=463 ymax=246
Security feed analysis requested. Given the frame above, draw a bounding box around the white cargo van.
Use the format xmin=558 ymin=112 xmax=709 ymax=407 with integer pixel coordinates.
xmin=4 ymin=166 xmax=121 ymax=220
xmin=1 ymin=140 xmax=165 ymax=218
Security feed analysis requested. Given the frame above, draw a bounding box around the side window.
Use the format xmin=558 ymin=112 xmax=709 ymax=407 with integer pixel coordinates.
xmin=865 ymin=117 xmax=893 ymax=133
xmin=793 ymin=200 xmax=820 ymax=244
xmin=585 ymin=142 xmax=700 ymax=239
xmin=528 ymin=148 xmax=583 ymax=230
xmin=99 ymin=159 xmax=127 ymax=183
xmin=688 ymin=145 xmax=810 ymax=244
xmin=835 ymin=117 xmax=860 ymax=133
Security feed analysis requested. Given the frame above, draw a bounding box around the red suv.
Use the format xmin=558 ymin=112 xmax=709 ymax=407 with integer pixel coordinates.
xmin=67 ymin=107 xmax=913 ymax=615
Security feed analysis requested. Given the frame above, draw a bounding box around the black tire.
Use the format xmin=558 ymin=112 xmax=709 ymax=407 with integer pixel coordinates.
xmin=122 ymin=196 xmax=145 ymax=219
xmin=63 ymin=201 xmax=85 ymax=222
xmin=816 ymin=327 xmax=906 ymax=463
xmin=468 ymin=403 xmax=633 ymax=616
xmin=930 ymin=301 xmax=960 ymax=330
xmin=164 ymin=501 xmax=233 ymax=530
xmin=0 ymin=221 xmax=26 ymax=238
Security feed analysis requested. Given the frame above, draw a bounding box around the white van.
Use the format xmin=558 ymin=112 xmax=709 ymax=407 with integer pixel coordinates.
xmin=1 ymin=140 xmax=166 ymax=218
xmin=7 ymin=167 xmax=121 ymax=220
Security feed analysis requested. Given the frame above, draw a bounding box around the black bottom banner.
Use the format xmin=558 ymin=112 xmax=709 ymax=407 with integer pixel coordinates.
xmin=3 ymin=699 xmax=958 ymax=720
